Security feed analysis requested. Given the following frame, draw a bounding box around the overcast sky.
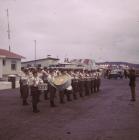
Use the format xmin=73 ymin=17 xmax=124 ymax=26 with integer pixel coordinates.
xmin=0 ymin=0 xmax=139 ymax=63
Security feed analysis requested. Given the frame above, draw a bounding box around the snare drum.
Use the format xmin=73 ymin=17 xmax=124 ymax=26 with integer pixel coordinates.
xmin=38 ymin=83 xmax=48 ymax=91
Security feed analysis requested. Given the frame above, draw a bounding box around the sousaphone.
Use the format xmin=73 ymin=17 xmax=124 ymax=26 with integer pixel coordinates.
xmin=49 ymin=74 xmax=71 ymax=91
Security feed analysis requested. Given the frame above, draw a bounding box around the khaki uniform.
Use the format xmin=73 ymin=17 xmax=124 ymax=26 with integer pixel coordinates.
xmin=59 ymin=90 xmax=65 ymax=103
xmin=42 ymin=71 xmax=49 ymax=100
xmin=91 ymin=78 xmax=94 ymax=94
xmin=78 ymin=78 xmax=84 ymax=97
xmin=96 ymin=72 xmax=101 ymax=92
xmin=84 ymin=74 xmax=90 ymax=96
xmin=93 ymin=73 xmax=97 ymax=93
xmin=30 ymin=76 xmax=43 ymax=112
xmin=71 ymin=77 xmax=78 ymax=99
xmin=65 ymin=85 xmax=72 ymax=102
xmin=18 ymin=71 xmax=25 ymax=98
xmin=20 ymin=74 xmax=29 ymax=105
xmin=47 ymin=74 xmax=57 ymax=107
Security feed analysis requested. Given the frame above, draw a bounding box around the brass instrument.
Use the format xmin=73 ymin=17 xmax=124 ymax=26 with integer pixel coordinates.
xmin=49 ymin=74 xmax=71 ymax=91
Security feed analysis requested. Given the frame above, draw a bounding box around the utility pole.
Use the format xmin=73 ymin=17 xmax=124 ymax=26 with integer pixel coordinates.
xmin=34 ymin=40 xmax=37 ymax=67
xmin=6 ymin=9 xmax=11 ymax=51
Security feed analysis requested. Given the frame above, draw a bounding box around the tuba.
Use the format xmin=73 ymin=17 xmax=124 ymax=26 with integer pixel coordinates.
xmin=48 ymin=74 xmax=71 ymax=91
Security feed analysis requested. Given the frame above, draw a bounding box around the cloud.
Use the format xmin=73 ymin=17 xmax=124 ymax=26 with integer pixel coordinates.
xmin=0 ymin=0 xmax=139 ymax=63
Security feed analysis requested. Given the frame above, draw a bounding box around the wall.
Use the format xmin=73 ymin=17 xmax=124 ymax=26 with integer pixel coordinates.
xmin=22 ymin=59 xmax=59 ymax=68
xmin=2 ymin=58 xmax=21 ymax=75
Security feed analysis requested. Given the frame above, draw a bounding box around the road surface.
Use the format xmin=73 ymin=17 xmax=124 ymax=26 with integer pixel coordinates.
xmin=0 ymin=78 xmax=139 ymax=140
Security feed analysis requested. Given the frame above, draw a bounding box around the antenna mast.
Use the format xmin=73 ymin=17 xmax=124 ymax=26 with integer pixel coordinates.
xmin=6 ymin=9 xmax=11 ymax=51
xmin=34 ymin=40 xmax=37 ymax=67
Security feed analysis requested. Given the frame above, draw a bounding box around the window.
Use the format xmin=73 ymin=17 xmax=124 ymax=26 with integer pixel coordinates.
xmin=3 ymin=59 xmax=6 ymax=66
xmin=11 ymin=60 xmax=17 ymax=71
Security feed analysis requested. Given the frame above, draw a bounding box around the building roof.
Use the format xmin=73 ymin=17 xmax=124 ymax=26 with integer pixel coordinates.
xmin=70 ymin=59 xmax=97 ymax=70
xmin=70 ymin=59 xmax=93 ymax=65
xmin=22 ymin=57 xmax=59 ymax=63
xmin=0 ymin=49 xmax=25 ymax=59
xmin=58 ymin=62 xmax=76 ymax=65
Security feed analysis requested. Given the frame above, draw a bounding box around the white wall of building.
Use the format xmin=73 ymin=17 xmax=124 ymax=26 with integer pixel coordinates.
xmin=22 ymin=59 xmax=59 ymax=68
xmin=2 ymin=58 xmax=21 ymax=75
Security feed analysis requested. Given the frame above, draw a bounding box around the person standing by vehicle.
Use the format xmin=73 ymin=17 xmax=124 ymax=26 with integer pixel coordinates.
xmin=129 ymin=68 xmax=136 ymax=101
xmin=124 ymin=69 xmax=128 ymax=79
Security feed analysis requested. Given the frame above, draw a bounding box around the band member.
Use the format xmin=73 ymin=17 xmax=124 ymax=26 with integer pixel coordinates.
xmin=65 ymin=71 xmax=72 ymax=101
xmin=71 ymin=71 xmax=79 ymax=100
xmin=20 ymin=69 xmax=29 ymax=105
xmin=59 ymin=70 xmax=72 ymax=103
xmin=88 ymin=72 xmax=92 ymax=94
xmin=30 ymin=70 xmax=43 ymax=113
xmin=90 ymin=71 xmax=94 ymax=94
xmin=96 ymin=70 xmax=101 ymax=92
xmin=19 ymin=67 xmax=25 ymax=98
xmin=37 ymin=67 xmax=43 ymax=79
xmin=65 ymin=86 xmax=72 ymax=102
xmin=37 ymin=67 xmax=43 ymax=102
xmin=47 ymin=70 xmax=57 ymax=107
xmin=54 ymin=70 xmax=65 ymax=104
xmin=78 ymin=72 xmax=85 ymax=97
xmin=129 ymin=68 xmax=136 ymax=101
xmin=93 ymin=72 xmax=97 ymax=93
xmin=84 ymin=72 xmax=90 ymax=96
xmin=42 ymin=68 xmax=49 ymax=100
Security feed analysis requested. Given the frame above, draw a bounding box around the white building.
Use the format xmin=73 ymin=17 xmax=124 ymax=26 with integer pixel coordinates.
xmin=21 ymin=57 xmax=60 ymax=68
xmin=50 ymin=62 xmax=85 ymax=70
xmin=0 ymin=49 xmax=25 ymax=78
xmin=70 ymin=59 xmax=97 ymax=70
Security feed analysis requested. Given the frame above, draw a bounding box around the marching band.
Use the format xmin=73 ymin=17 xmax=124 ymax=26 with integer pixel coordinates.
xmin=19 ymin=67 xmax=102 ymax=113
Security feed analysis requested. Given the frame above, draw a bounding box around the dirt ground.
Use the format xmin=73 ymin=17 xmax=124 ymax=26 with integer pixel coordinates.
xmin=0 ymin=78 xmax=139 ymax=140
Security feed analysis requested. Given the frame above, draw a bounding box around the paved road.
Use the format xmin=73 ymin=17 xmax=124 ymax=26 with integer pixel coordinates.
xmin=0 ymin=78 xmax=139 ymax=140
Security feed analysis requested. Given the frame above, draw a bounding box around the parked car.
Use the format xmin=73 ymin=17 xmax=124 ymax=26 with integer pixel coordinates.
xmin=108 ymin=69 xmax=124 ymax=79
xmin=135 ymin=69 xmax=139 ymax=77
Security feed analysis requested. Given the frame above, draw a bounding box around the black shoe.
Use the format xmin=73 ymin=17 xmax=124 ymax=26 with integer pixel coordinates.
xmin=67 ymin=99 xmax=72 ymax=102
xmin=130 ymin=99 xmax=136 ymax=101
xmin=44 ymin=97 xmax=49 ymax=100
xmin=23 ymin=101 xmax=29 ymax=106
xmin=50 ymin=104 xmax=57 ymax=107
xmin=79 ymin=94 xmax=82 ymax=97
xmin=33 ymin=110 xmax=40 ymax=113
xmin=24 ymin=103 xmax=29 ymax=105
xmin=50 ymin=101 xmax=57 ymax=107
xmin=38 ymin=99 xmax=41 ymax=102
xmin=73 ymin=96 xmax=77 ymax=100
xmin=60 ymin=101 xmax=65 ymax=104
